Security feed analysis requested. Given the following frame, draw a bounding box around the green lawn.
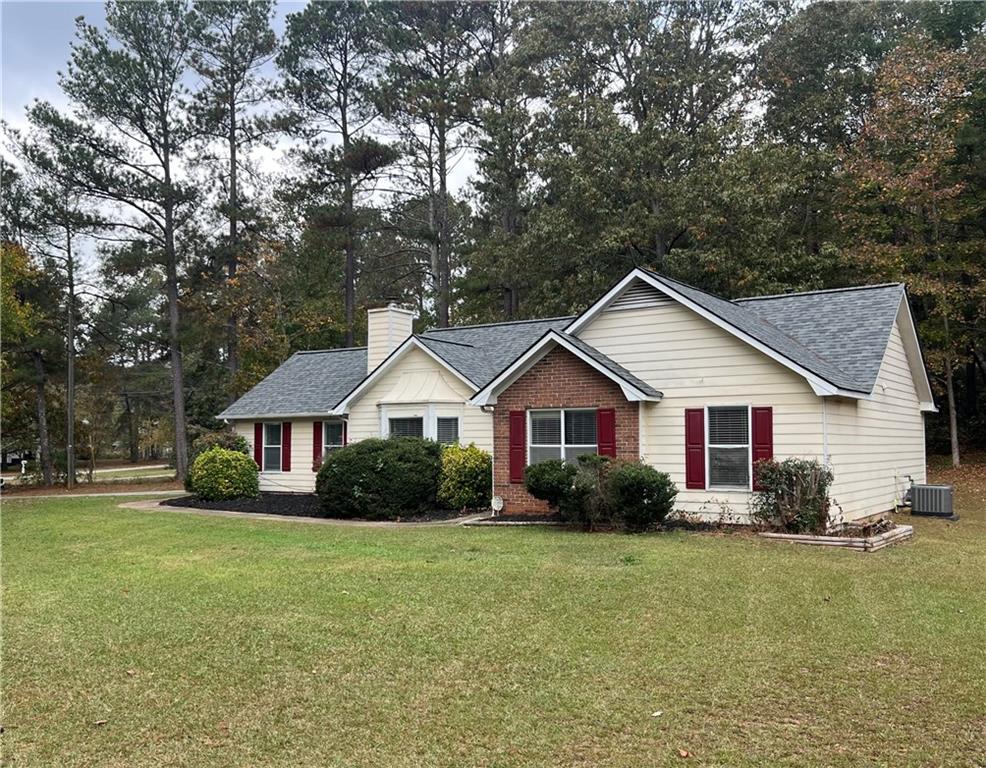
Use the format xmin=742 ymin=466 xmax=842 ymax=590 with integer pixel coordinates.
xmin=3 ymin=467 xmax=985 ymax=768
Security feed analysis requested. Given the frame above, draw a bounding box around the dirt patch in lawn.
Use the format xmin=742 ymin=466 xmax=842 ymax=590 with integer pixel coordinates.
xmin=163 ymin=493 xmax=475 ymax=523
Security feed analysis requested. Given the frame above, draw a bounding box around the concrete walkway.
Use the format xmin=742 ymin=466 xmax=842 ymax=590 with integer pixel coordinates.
xmin=119 ymin=498 xmax=489 ymax=528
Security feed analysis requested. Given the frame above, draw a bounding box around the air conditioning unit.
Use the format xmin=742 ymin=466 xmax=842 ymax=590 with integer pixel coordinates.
xmin=909 ymin=484 xmax=955 ymax=518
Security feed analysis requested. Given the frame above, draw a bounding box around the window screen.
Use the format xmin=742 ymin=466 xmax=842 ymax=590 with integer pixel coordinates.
xmin=324 ymin=422 xmax=344 ymax=453
xmin=389 ymin=417 xmax=424 ymax=438
xmin=263 ymin=422 xmax=281 ymax=472
xmin=708 ymin=406 xmax=749 ymax=487
xmin=436 ymin=417 xmax=459 ymax=445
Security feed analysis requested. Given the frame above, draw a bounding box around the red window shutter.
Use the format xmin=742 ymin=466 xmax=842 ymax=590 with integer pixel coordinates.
xmin=751 ymin=407 xmax=773 ymax=490
xmin=684 ymin=409 xmax=705 ymax=490
xmin=596 ymin=408 xmax=616 ymax=457
xmin=253 ymin=423 xmax=263 ymax=468
xmin=282 ymin=422 xmax=292 ymax=472
xmin=509 ymin=410 xmax=526 ymax=484
xmin=312 ymin=421 xmax=323 ymax=471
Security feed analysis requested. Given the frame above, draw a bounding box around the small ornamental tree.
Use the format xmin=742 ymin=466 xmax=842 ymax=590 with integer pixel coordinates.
xmin=189 ymin=447 xmax=259 ymax=501
xmin=438 ymin=443 xmax=492 ymax=510
xmin=750 ymin=458 xmax=834 ymax=533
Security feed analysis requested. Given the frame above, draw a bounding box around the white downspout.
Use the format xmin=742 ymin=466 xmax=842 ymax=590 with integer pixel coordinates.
xmin=822 ymin=398 xmax=830 ymax=466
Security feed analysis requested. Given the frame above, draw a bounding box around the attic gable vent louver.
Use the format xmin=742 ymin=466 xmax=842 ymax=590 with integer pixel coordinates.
xmin=606 ymin=280 xmax=670 ymax=312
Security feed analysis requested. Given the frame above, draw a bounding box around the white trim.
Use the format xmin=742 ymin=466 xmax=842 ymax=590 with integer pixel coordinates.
xmin=222 ymin=412 xmax=331 ymax=421
xmin=564 ymin=269 xmax=869 ymax=400
xmin=894 ymin=295 xmax=937 ymax=412
xmin=470 ymin=329 xmax=662 ymax=406
xmin=333 ymin=336 xmax=478 ymax=415
xmin=705 ymin=405 xmax=753 ymax=492
xmin=527 ymin=408 xmax=598 ymax=465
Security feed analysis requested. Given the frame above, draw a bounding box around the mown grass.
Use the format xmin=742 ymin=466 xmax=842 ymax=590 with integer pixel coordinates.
xmin=2 ymin=465 xmax=985 ymax=767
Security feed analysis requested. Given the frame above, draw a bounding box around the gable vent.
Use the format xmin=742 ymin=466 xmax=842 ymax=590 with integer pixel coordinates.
xmin=606 ymin=280 xmax=670 ymax=312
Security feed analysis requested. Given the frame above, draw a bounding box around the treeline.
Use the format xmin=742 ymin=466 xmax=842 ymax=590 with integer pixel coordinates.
xmin=1 ymin=0 xmax=984 ymax=481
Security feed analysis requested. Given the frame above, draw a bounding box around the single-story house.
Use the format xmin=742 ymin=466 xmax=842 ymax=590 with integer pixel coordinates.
xmin=218 ymin=268 xmax=934 ymax=522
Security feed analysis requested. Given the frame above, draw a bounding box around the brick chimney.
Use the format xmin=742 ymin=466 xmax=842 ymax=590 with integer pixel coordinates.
xmin=366 ymin=303 xmax=415 ymax=373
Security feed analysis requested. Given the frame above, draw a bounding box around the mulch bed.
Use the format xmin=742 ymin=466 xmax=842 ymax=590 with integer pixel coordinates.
xmin=162 ymin=493 xmax=473 ymax=523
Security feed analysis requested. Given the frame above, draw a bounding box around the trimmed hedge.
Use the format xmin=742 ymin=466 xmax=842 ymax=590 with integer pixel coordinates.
xmin=608 ymin=461 xmax=677 ymax=532
xmin=524 ymin=460 xmax=577 ymax=509
xmin=189 ymin=447 xmax=259 ymax=501
xmin=438 ymin=443 xmax=492 ymax=510
xmin=316 ymin=437 xmax=442 ymax=520
xmin=525 ymin=456 xmax=677 ymax=532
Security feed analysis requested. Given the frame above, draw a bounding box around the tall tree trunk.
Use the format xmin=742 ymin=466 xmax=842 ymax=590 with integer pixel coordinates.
xmin=226 ymin=93 xmax=239 ymax=379
xmin=436 ymin=121 xmax=450 ymax=327
xmin=944 ymin=355 xmax=961 ymax=468
xmin=31 ymin=351 xmax=53 ymax=485
xmin=342 ymin=114 xmax=356 ymax=347
xmin=123 ymin=390 xmax=139 ymax=463
xmin=65 ymin=224 xmax=76 ymax=488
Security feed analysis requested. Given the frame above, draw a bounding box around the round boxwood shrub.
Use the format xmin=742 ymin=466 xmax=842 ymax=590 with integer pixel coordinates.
xmin=189 ymin=447 xmax=259 ymax=501
xmin=316 ymin=437 xmax=442 ymax=520
xmin=185 ymin=430 xmax=250 ymax=490
xmin=524 ymin=459 xmax=577 ymax=510
xmin=607 ymin=461 xmax=677 ymax=532
xmin=438 ymin=443 xmax=492 ymax=510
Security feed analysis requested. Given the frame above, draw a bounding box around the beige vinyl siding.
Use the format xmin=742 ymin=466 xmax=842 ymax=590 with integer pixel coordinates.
xmin=578 ymin=298 xmax=825 ymax=521
xmin=347 ymin=346 xmax=493 ymax=450
xmin=825 ymin=311 xmax=926 ymax=521
xmin=234 ymin=419 xmax=322 ymax=493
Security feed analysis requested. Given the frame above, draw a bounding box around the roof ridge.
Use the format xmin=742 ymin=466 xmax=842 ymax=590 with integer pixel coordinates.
xmin=416 ymin=335 xmax=475 ymax=349
xmin=295 ymin=346 xmax=367 ymax=355
xmin=423 ymin=315 xmax=575 ymax=333
xmin=736 ymin=283 xmax=904 ymax=302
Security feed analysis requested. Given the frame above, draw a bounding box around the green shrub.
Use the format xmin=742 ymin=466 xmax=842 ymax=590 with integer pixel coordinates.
xmin=750 ymin=458 xmax=834 ymax=533
xmin=438 ymin=443 xmax=492 ymax=510
xmin=185 ymin=431 xmax=250 ymax=490
xmin=607 ymin=461 xmax=677 ymax=532
xmin=316 ymin=437 xmax=442 ymax=520
xmin=189 ymin=447 xmax=259 ymax=501
xmin=524 ymin=460 xmax=577 ymax=509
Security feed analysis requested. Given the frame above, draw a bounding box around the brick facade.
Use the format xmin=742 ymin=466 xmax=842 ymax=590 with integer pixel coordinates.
xmin=493 ymin=346 xmax=639 ymax=514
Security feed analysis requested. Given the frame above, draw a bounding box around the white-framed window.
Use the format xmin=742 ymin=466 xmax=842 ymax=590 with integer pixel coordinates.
xmin=263 ymin=422 xmax=282 ymax=472
xmin=389 ymin=417 xmax=424 ymax=438
xmin=323 ymin=422 xmax=345 ymax=455
xmin=528 ymin=409 xmax=597 ymax=465
xmin=436 ymin=416 xmax=459 ymax=445
xmin=707 ymin=405 xmax=751 ymax=489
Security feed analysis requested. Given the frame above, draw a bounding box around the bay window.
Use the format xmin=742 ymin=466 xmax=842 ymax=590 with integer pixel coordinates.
xmin=389 ymin=417 xmax=424 ymax=438
xmin=436 ymin=417 xmax=459 ymax=445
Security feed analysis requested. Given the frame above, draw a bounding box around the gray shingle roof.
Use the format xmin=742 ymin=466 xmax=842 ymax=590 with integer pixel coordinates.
xmin=418 ymin=316 xmax=573 ymax=387
xmin=639 ymin=269 xmax=892 ymax=393
xmin=558 ymin=333 xmax=662 ymax=398
xmin=736 ymin=283 xmax=904 ymax=393
xmin=217 ymin=348 xmax=368 ymax=419
xmin=221 ymin=274 xmax=907 ymax=420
